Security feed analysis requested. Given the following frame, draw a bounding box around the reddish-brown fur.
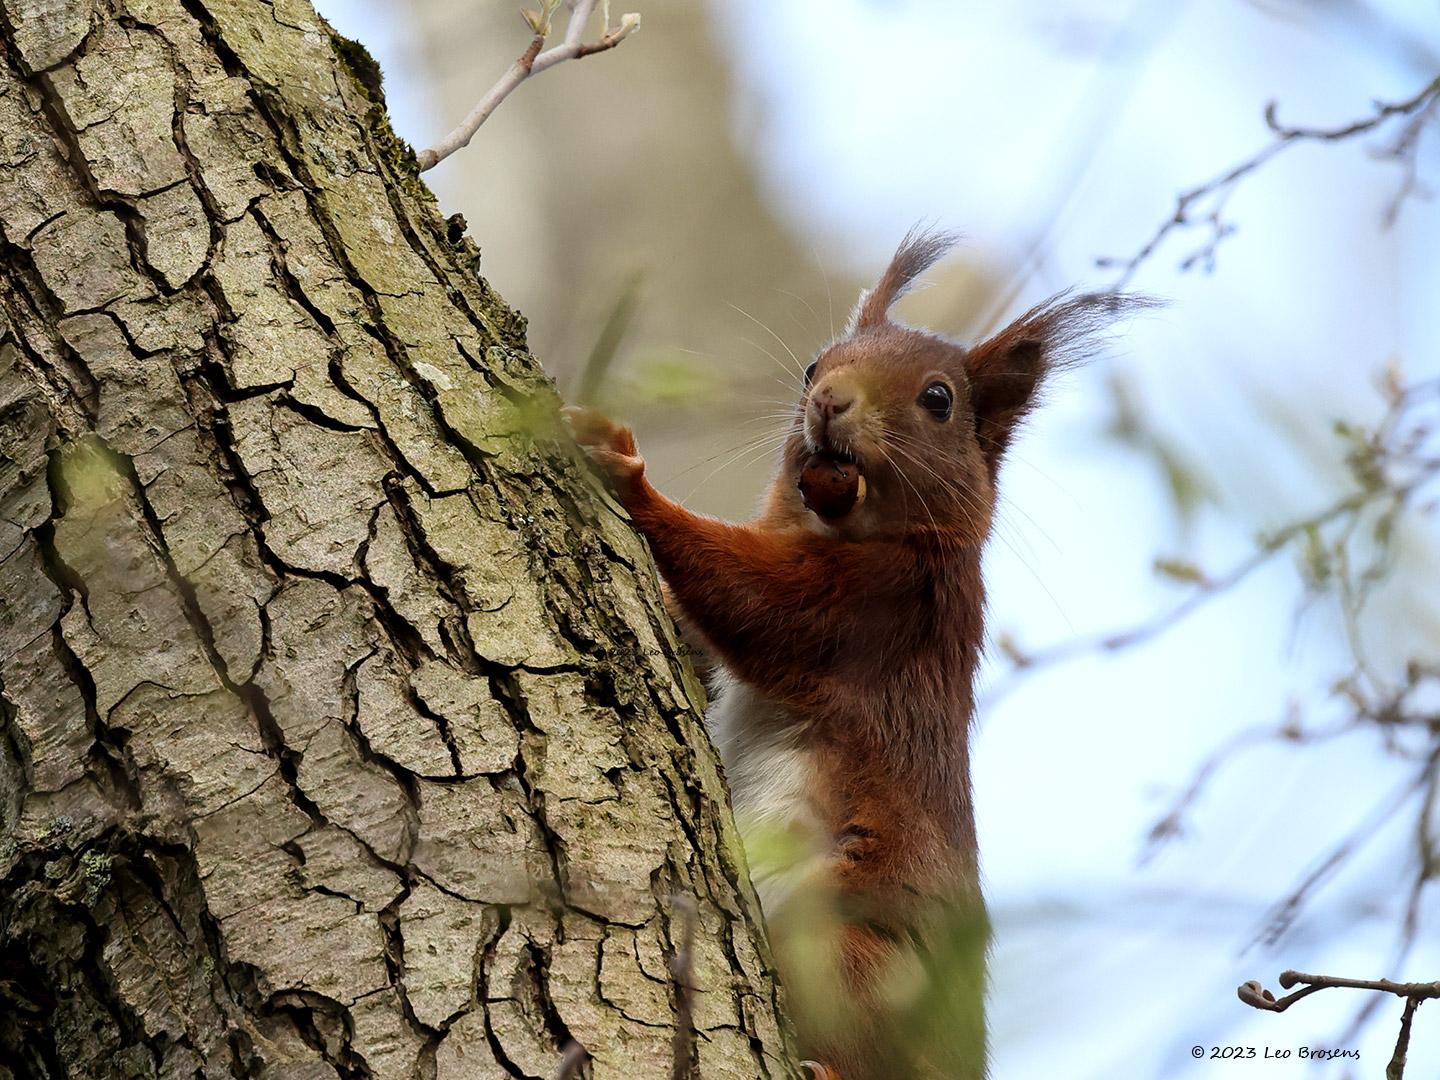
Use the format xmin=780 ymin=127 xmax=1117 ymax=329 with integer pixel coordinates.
xmin=566 ymin=228 xmax=1143 ymax=1078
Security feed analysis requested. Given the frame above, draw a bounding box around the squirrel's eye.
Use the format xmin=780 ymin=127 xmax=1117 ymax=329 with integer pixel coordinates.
xmin=917 ymin=382 xmax=954 ymax=421
xmin=804 ymin=361 xmax=818 ymax=386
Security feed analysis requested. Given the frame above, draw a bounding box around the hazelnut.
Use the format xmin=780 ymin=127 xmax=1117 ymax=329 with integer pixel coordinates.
xmin=798 ymin=453 xmax=866 ymax=520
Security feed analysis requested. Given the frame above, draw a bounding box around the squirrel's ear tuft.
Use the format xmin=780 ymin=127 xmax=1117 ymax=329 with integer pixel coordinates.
xmin=846 ymin=225 xmax=960 ymax=333
xmin=965 ymin=291 xmax=1159 ymax=477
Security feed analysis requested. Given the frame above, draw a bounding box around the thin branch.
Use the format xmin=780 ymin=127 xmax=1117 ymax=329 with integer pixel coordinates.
xmin=986 ymin=489 xmax=1368 ymax=705
xmin=1137 ymin=710 xmax=1359 ymax=866
xmin=1238 ymin=969 xmax=1440 ymax=1014
xmin=1388 ymin=996 xmax=1423 ymax=1080
xmin=1101 ymin=74 xmax=1440 ymax=286
xmin=1339 ymin=871 xmax=1433 ymax=1046
xmin=1331 ymin=764 xmax=1440 ymax=1078
xmin=990 ymin=376 xmax=1439 ymax=1064
xmin=1248 ymin=754 xmax=1435 ymax=949
xmin=990 ymin=377 xmax=1440 ymax=705
xmin=416 ymin=1 xmax=641 ymax=172
xmin=1241 ymin=971 xmax=1435 ymax=1080
xmin=1261 ymin=79 xmax=1440 ymax=141
xmin=1374 ymin=99 xmax=1440 ymax=228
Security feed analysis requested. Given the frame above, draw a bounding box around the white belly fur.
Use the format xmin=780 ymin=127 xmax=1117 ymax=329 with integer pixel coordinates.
xmin=706 ymin=665 xmax=829 ymax=918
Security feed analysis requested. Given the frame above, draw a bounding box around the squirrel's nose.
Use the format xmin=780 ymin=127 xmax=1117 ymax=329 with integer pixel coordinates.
xmin=811 ymin=387 xmax=853 ymax=422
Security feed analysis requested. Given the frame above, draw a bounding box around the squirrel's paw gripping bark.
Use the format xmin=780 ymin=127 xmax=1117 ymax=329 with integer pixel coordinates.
xmin=563 ymin=405 xmax=645 ymax=500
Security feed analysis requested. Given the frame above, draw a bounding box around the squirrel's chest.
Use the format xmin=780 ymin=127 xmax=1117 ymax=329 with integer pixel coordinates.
xmin=706 ymin=668 xmax=829 ymax=917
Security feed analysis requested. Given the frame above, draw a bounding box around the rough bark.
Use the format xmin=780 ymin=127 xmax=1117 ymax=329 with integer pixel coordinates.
xmin=0 ymin=0 xmax=795 ymax=1076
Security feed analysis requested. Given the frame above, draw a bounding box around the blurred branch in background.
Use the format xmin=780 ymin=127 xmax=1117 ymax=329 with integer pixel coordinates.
xmin=571 ymin=271 xmax=644 ymax=405
xmin=1238 ymin=970 xmax=1440 ymax=1079
xmin=968 ymin=0 xmax=1190 ymax=339
xmin=995 ymin=370 xmax=1440 ymax=938
xmin=417 ymin=0 xmax=640 ymax=171
xmin=995 ymin=375 xmax=1440 ymax=694
xmin=1098 ymin=73 xmax=1440 ymax=286
xmin=987 ymin=67 xmax=1440 ymax=1066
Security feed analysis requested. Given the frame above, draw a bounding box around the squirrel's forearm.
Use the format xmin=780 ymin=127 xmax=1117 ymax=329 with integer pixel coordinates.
xmin=624 ymin=477 xmax=911 ymax=697
xmin=627 ymin=478 xmax=837 ymax=684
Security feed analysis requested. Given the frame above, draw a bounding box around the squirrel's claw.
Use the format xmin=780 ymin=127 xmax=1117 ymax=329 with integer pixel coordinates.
xmin=563 ymin=405 xmax=645 ymax=497
xmin=562 ymin=405 xmax=636 ymax=455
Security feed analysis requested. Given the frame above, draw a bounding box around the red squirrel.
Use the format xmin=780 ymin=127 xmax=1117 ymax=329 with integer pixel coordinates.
xmin=566 ymin=229 xmax=1142 ymax=1078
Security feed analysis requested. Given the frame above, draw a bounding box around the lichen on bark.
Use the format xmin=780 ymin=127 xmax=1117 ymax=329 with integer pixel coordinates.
xmin=0 ymin=0 xmax=795 ymax=1075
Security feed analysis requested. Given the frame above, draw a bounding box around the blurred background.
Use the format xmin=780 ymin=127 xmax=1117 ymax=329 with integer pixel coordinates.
xmin=316 ymin=1 xmax=1439 ymax=1075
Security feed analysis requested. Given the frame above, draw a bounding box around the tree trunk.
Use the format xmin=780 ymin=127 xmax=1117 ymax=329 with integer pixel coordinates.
xmin=0 ymin=1 xmax=794 ymax=1076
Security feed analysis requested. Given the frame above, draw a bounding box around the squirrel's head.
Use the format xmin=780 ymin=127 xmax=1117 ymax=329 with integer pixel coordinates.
xmin=770 ymin=228 xmax=1150 ymax=543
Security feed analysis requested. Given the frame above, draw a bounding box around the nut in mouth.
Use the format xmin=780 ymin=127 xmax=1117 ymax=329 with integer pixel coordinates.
xmin=797 ymin=449 xmax=866 ymax=520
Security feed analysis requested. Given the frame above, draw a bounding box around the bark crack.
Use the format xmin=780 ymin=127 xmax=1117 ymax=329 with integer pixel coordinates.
xmin=0 ymin=0 xmax=798 ymax=1073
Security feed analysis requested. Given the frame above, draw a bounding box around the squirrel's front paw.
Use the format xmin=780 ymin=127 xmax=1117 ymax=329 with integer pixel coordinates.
xmin=562 ymin=405 xmax=646 ymax=499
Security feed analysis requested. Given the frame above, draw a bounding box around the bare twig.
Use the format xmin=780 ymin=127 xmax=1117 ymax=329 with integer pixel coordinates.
xmin=416 ymin=1 xmax=641 ymax=172
xmin=1374 ymin=99 xmax=1440 ymax=228
xmin=1387 ymin=995 xmax=1423 ymax=1080
xmin=1138 ymin=710 xmax=1360 ymax=865
xmin=986 ymin=489 xmax=1367 ymax=705
xmin=1100 ymin=74 xmax=1440 ymax=285
xmin=994 ymin=373 xmax=1440 ymax=1063
xmin=991 ymin=376 xmax=1440 ymax=704
xmin=1336 ymin=763 xmax=1440 ymax=1052
xmin=1239 ymin=970 xmax=1435 ymax=1079
xmin=1248 ymin=752 xmax=1437 ymax=950
xmin=1238 ymin=969 xmax=1440 ymax=1014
